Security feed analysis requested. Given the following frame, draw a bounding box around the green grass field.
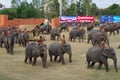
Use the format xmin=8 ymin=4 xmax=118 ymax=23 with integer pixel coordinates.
xmin=0 ymin=28 xmax=120 ymax=80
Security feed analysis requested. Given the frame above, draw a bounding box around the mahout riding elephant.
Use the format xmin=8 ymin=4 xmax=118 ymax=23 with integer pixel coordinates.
xmin=92 ymin=31 xmax=109 ymax=47
xmin=4 ymin=33 xmax=15 ymax=54
xmin=48 ymin=42 xmax=72 ymax=64
xmin=24 ymin=43 xmax=47 ymax=68
xmin=39 ymin=24 xmax=51 ymax=34
xmin=50 ymin=28 xmax=61 ymax=40
xmin=86 ymin=46 xmax=118 ymax=72
xmin=18 ymin=32 xmax=29 ymax=47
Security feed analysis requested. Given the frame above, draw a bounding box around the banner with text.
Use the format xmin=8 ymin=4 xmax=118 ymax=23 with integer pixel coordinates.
xmin=76 ymin=16 xmax=94 ymax=22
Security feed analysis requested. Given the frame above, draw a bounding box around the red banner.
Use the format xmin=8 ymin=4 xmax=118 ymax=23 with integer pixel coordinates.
xmin=76 ymin=16 xmax=94 ymax=22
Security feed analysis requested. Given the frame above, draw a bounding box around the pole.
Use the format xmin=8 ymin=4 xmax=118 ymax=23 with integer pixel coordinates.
xmin=58 ymin=0 xmax=62 ymax=16
xmin=76 ymin=0 xmax=77 ymax=16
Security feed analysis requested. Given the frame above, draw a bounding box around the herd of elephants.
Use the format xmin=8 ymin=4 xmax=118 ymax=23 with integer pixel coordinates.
xmin=0 ymin=22 xmax=120 ymax=72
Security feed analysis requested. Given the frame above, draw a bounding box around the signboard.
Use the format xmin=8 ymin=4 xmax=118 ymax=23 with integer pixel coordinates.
xmin=76 ymin=16 xmax=94 ymax=22
xmin=113 ymin=16 xmax=120 ymax=23
xmin=100 ymin=15 xmax=120 ymax=23
xmin=59 ymin=16 xmax=76 ymax=23
xmin=100 ymin=16 xmax=113 ymax=23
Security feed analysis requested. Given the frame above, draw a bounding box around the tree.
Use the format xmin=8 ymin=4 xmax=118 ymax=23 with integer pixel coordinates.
xmin=11 ymin=0 xmax=21 ymax=8
xmin=99 ymin=4 xmax=120 ymax=15
xmin=90 ymin=3 xmax=99 ymax=16
xmin=82 ymin=0 xmax=92 ymax=15
xmin=16 ymin=1 xmax=42 ymax=18
xmin=32 ymin=0 xmax=41 ymax=9
xmin=0 ymin=8 xmax=17 ymax=19
xmin=66 ymin=3 xmax=76 ymax=16
xmin=44 ymin=0 xmax=59 ymax=19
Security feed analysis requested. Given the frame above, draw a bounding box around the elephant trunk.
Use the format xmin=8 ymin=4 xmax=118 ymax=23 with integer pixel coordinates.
xmin=43 ymin=48 xmax=48 ymax=68
xmin=112 ymin=57 xmax=118 ymax=72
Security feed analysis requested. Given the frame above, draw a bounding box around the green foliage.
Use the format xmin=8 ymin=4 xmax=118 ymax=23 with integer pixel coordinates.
xmin=65 ymin=3 xmax=76 ymax=16
xmin=1 ymin=0 xmax=120 ymax=19
xmin=99 ymin=4 xmax=120 ymax=15
xmin=16 ymin=1 xmax=42 ymax=18
xmin=0 ymin=8 xmax=17 ymax=19
xmin=0 ymin=0 xmax=43 ymax=19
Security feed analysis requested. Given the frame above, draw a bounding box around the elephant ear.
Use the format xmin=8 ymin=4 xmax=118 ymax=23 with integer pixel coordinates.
xmin=102 ymin=48 xmax=111 ymax=57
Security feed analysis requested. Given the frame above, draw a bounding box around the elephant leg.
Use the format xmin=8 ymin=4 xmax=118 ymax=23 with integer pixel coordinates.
xmin=87 ymin=39 xmax=90 ymax=44
xmin=57 ymin=36 xmax=59 ymax=41
xmin=0 ymin=42 xmax=2 ymax=48
xmin=78 ymin=37 xmax=81 ymax=42
xmin=73 ymin=37 xmax=75 ymax=42
xmin=29 ymin=57 xmax=32 ymax=64
xmin=24 ymin=56 xmax=28 ymax=63
xmin=69 ymin=54 xmax=72 ymax=63
xmin=5 ymin=45 xmax=9 ymax=53
xmin=87 ymin=61 xmax=91 ymax=68
xmin=9 ymin=46 xmax=13 ymax=55
xmin=98 ymin=62 xmax=103 ymax=69
xmin=103 ymin=60 xmax=109 ymax=72
xmin=41 ymin=56 xmax=48 ymax=68
xmin=109 ymin=31 xmax=112 ymax=35
xmin=113 ymin=31 xmax=116 ymax=36
xmin=54 ymin=56 xmax=58 ymax=62
xmin=6 ymin=48 xmax=9 ymax=53
xmin=61 ymin=54 xmax=65 ymax=65
xmin=58 ymin=56 xmax=61 ymax=62
xmin=82 ymin=36 xmax=84 ymax=42
xmin=49 ymin=54 xmax=53 ymax=62
xmin=90 ymin=62 xmax=95 ymax=68
xmin=32 ymin=56 xmax=37 ymax=65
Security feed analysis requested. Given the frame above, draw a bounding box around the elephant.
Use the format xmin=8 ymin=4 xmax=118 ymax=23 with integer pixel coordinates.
xmin=103 ymin=24 xmax=117 ymax=35
xmin=59 ymin=23 xmax=68 ymax=32
xmin=0 ymin=32 xmax=5 ymax=48
xmin=31 ymin=25 xmax=40 ymax=37
xmin=76 ymin=29 xmax=86 ymax=42
xmin=69 ymin=29 xmax=85 ymax=42
xmin=50 ymin=28 xmax=61 ymax=40
xmin=87 ymin=24 xmax=94 ymax=32
xmin=92 ymin=31 xmax=110 ymax=47
xmin=86 ymin=46 xmax=118 ymax=72
xmin=4 ymin=33 xmax=14 ymax=54
xmin=48 ymin=42 xmax=72 ymax=64
xmin=18 ymin=32 xmax=29 ymax=47
xmin=87 ymin=29 xmax=100 ymax=44
xmin=39 ymin=24 xmax=51 ymax=34
xmin=24 ymin=43 xmax=47 ymax=68
xmin=69 ymin=29 xmax=77 ymax=42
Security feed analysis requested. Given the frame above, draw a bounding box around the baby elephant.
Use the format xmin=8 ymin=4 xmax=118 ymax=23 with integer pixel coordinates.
xmin=24 ymin=43 xmax=47 ymax=68
xmin=48 ymin=42 xmax=72 ymax=64
xmin=86 ymin=46 xmax=118 ymax=72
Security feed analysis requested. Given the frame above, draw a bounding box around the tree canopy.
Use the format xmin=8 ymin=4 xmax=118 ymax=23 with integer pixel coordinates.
xmin=0 ymin=0 xmax=120 ymax=20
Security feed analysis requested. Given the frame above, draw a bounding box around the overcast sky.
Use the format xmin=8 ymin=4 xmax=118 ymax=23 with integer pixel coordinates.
xmin=0 ymin=0 xmax=120 ymax=8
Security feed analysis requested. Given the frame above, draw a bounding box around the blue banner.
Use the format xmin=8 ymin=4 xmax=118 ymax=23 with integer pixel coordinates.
xmin=100 ymin=15 xmax=120 ymax=23
xmin=113 ymin=16 xmax=120 ymax=23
